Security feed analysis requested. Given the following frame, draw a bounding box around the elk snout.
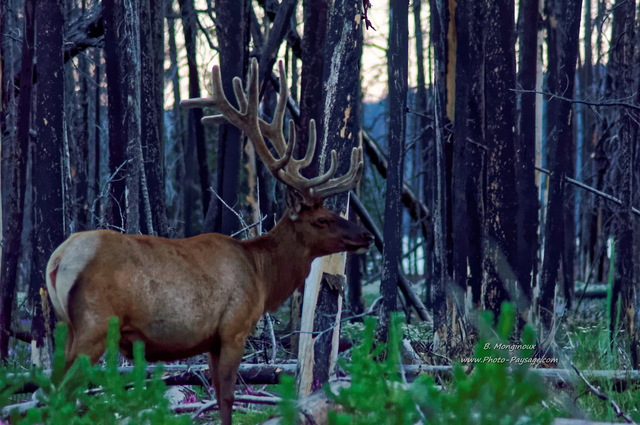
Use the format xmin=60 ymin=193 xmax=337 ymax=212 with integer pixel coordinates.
xmin=346 ymin=228 xmax=374 ymax=254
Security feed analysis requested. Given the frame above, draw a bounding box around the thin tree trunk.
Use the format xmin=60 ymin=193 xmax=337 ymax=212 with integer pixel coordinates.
xmin=381 ymin=0 xmax=409 ymax=338
xmin=166 ymin=9 xmax=186 ymax=236
xmin=608 ymin=0 xmax=637 ymax=366
xmin=289 ymin=0 xmax=329 ymax=358
xmin=179 ymin=0 xmax=209 ymax=235
xmin=91 ymin=49 xmax=103 ymax=228
xmin=31 ymin=0 xmax=65 ymax=365
xmin=140 ymin=0 xmax=168 ymax=236
xmin=429 ymin=0 xmax=454 ymax=355
xmin=516 ymin=0 xmax=540 ymax=304
xmin=298 ymin=0 xmax=328 ymax=170
xmin=212 ymin=0 xmax=249 ymax=235
xmin=482 ymin=0 xmax=518 ymax=315
xmin=538 ymin=0 xmax=582 ymax=335
xmin=297 ymin=0 xmax=363 ymax=396
xmin=412 ymin=0 xmax=435 ymax=313
xmin=578 ymin=0 xmax=596 ymax=285
xmin=452 ymin=0 xmax=484 ymax=311
xmin=103 ymin=0 xmax=126 ymax=230
xmin=0 ymin=0 xmax=32 ymax=360
xmin=71 ymin=5 xmax=91 ymax=233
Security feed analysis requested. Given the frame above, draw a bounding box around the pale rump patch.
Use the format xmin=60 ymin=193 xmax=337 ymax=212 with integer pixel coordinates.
xmin=45 ymin=232 xmax=100 ymax=323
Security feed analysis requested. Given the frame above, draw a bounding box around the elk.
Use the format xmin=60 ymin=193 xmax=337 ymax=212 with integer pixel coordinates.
xmin=46 ymin=58 xmax=372 ymax=425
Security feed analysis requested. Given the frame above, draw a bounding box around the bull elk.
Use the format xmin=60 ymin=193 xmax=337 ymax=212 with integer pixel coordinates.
xmin=46 ymin=58 xmax=372 ymax=425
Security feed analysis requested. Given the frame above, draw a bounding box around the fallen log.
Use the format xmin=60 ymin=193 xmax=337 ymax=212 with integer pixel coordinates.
xmin=11 ymin=363 xmax=297 ymax=393
xmin=258 ymin=379 xmax=629 ymax=425
xmin=554 ymin=421 xmax=632 ymax=425
xmin=11 ymin=363 xmax=640 ymax=391
xmin=261 ymin=380 xmax=349 ymax=425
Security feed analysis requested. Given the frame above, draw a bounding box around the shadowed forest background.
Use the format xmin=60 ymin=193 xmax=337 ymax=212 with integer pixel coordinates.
xmin=1 ymin=0 xmax=640 ymax=421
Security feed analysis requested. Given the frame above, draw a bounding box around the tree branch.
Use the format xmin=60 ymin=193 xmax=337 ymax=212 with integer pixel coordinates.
xmin=536 ymin=166 xmax=640 ymax=216
xmin=571 ymin=362 xmax=638 ymax=424
xmin=512 ymin=88 xmax=640 ymax=111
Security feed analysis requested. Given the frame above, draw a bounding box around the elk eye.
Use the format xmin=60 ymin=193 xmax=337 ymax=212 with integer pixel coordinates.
xmin=315 ymin=217 xmax=329 ymax=226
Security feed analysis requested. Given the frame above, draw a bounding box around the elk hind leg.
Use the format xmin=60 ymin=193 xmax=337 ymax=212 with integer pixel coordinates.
xmin=207 ymin=341 xmax=221 ymax=400
xmin=65 ymin=320 xmax=108 ymax=369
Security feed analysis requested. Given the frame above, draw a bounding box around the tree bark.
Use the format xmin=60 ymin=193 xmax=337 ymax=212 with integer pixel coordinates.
xmin=577 ymin=0 xmax=597 ymax=287
xmin=212 ymin=0 xmax=249 ymax=235
xmin=122 ymin=0 xmax=142 ymax=234
xmin=482 ymin=0 xmax=518 ymax=315
xmin=289 ymin=0 xmax=328 ymax=359
xmin=166 ymin=7 xmax=187 ymax=236
xmin=298 ymin=0 xmax=328 ymax=172
xmin=31 ymin=0 xmax=66 ymax=365
xmin=516 ymin=0 xmax=540 ymax=304
xmin=103 ymin=0 xmax=127 ymax=230
xmin=429 ymin=0 xmax=454 ymax=355
xmin=140 ymin=0 xmax=168 ymax=236
xmin=297 ymin=0 xmax=363 ymax=396
xmin=381 ymin=0 xmax=409 ymax=341
xmin=607 ymin=0 xmax=637 ymax=366
xmin=412 ymin=0 xmax=436 ymax=313
xmin=538 ymin=0 xmax=582 ymax=335
xmin=0 ymin=0 xmax=33 ymax=360
xmin=179 ymin=0 xmax=209 ymax=236
xmin=452 ymin=0 xmax=484 ymax=309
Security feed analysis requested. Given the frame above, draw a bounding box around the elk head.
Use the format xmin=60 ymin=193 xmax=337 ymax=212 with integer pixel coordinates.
xmin=183 ymin=58 xmax=372 ymax=258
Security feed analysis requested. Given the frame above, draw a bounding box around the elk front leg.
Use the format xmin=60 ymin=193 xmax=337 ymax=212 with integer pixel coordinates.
xmin=211 ymin=341 xmax=244 ymax=425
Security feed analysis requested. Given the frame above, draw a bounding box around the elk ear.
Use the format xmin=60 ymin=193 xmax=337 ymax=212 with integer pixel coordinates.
xmin=286 ymin=190 xmax=304 ymax=221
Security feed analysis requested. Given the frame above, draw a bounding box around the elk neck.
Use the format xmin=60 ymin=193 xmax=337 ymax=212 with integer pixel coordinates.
xmin=240 ymin=213 xmax=315 ymax=312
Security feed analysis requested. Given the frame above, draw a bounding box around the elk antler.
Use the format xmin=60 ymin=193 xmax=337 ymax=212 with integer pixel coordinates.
xmin=181 ymin=58 xmax=363 ymax=205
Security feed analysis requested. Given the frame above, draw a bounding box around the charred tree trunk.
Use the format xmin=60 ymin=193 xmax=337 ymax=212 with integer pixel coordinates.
xmin=429 ymin=0 xmax=454 ymax=355
xmin=607 ymin=0 xmax=637 ymax=366
xmin=381 ymin=0 xmax=408 ymax=340
xmin=104 ymin=0 xmax=145 ymax=234
xmin=298 ymin=0 xmax=328 ymax=170
xmin=516 ymin=0 xmax=540 ymax=305
xmin=538 ymin=0 xmax=582 ymax=335
xmin=452 ymin=0 xmax=484 ymax=309
xmin=0 ymin=0 xmax=33 ymax=360
xmin=103 ymin=0 xmax=126 ymax=231
xmin=412 ymin=0 xmax=436 ymax=312
xmin=290 ymin=0 xmax=329 ymax=356
xmin=297 ymin=0 xmax=363 ymax=396
xmin=179 ymin=0 xmax=209 ymax=236
xmin=69 ymin=3 xmax=92 ymax=234
xmin=91 ymin=50 xmax=103 ymax=228
xmin=122 ymin=0 xmax=142 ymax=235
xmin=140 ymin=0 xmax=168 ymax=236
xmin=212 ymin=0 xmax=250 ymax=235
xmin=577 ymin=0 xmax=597 ymax=285
xmin=482 ymin=0 xmax=518 ymax=315
xmin=166 ymin=8 xmax=186 ymax=236
xmin=31 ymin=0 xmax=65 ymax=364
xmin=412 ymin=4 xmax=428 ymax=234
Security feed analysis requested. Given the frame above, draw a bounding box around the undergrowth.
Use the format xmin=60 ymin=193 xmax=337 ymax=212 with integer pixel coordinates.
xmin=3 ymin=302 xmax=636 ymax=424
xmin=1 ymin=318 xmax=190 ymax=425
xmin=563 ymin=307 xmax=640 ymax=422
xmin=277 ymin=303 xmax=554 ymax=425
